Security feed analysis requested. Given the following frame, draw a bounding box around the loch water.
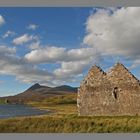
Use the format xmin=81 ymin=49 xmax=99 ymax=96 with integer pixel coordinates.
xmin=0 ymin=104 xmax=48 ymax=119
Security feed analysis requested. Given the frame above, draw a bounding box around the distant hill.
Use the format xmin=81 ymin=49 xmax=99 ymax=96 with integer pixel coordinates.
xmin=27 ymin=83 xmax=47 ymax=90
xmin=0 ymin=83 xmax=77 ymax=104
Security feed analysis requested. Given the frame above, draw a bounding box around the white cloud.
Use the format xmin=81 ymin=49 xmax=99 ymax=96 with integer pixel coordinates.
xmin=53 ymin=48 xmax=101 ymax=79
xmin=0 ymin=45 xmax=54 ymax=85
xmin=0 ymin=45 xmax=88 ymax=86
xmin=13 ymin=34 xmax=37 ymax=45
xmin=83 ymin=7 xmax=140 ymax=66
xmin=27 ymin=24 xmax=38 ymax=30
xmin=3 ymin=30 xmax=16 ymax=38
xmin=0 ymin=45 xmax=16 ymax=54
xmin=25 ymin=46 xmax=101 ymax=82
xmin=25 ymin=46 xmax=66 ymax=63
xmin=0 ymin=15 xmax=5 ymax=26
xmin=67 ymin=47 xmax=99 ymax=61
xmin=28 ymin=41 xmax=41 ymax=50
xmin=53 ymin=59 xmax=91 ymax=78
xmin=25 ymin=46 xmax=100 ymax=64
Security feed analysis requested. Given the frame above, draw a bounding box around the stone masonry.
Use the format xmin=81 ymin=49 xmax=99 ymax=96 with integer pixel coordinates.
xmin=77 ymin=62 xmax=140 ymax=116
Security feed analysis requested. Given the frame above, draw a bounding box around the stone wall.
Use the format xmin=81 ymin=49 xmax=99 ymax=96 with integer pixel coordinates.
xmin=77 ymin=63 xmax=140 ymax=116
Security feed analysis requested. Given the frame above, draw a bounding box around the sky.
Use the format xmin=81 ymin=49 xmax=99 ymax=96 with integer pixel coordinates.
xmin=0 ymin=7 xmax=140 ymax=96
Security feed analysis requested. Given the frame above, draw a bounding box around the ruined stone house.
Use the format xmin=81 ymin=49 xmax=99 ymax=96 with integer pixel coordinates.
xmin=77 ymin=62 xmax=140 ymax=116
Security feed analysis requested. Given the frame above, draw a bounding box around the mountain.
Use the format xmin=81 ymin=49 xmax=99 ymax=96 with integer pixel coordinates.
xmin=0 ymin=84 xmax=77 ymax=104
xmin=27 ymin=83 xmax=47 ymax=90
xmin=18 ymin=83 xmax=77 ymax=96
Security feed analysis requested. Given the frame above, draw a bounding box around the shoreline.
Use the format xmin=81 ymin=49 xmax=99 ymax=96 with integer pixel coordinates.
xmin=0 ymin=104 xmax=52 ymax=120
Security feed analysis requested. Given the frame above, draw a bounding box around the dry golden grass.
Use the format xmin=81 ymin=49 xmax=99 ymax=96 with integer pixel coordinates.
xmin=0 ymin=115 xmax=140 ymax=133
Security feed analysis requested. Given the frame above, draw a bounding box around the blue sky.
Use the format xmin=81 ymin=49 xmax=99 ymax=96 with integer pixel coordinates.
xmin=0 ymin=7 xmax=140 ymax=96
xmin=0 ymin=8 xmax=91 ymax=96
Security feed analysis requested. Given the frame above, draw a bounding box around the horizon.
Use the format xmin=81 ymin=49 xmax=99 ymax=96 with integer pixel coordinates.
xmin=0 ymin=7 xmax=140 ymax=96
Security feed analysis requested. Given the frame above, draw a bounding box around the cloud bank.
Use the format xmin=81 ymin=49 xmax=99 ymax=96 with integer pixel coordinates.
xmin=83 ymin=7 xmax=140 ymax=65
xmin=1 ymin=7 xmax=140 ymax=86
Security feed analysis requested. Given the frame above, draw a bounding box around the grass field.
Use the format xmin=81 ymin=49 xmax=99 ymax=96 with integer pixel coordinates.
xmin=0 ymin=93 xmax=140 ymax=133
xmin=1 ymin=115 xmax=140 ymax=133
xmin=27 ymin=93 xmax=78 ymax=115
